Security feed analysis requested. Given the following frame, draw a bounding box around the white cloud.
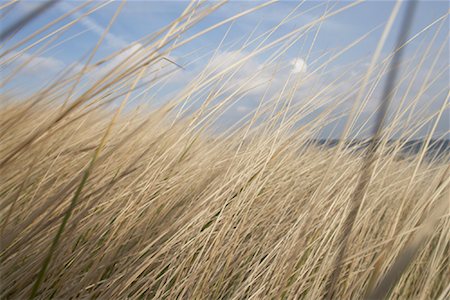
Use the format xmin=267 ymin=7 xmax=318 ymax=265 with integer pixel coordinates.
xmin=236 ymin=105 xmax=251 ymax=113
xmin=291 ymin=58 xmax=307 ymax=74
xmin=204 ymin=50 xmax=277 ymax=96
xmin=1 ymin=51 xmax=65 ymax=75
xmin=90 ymin=43 xmax=144 ymax=78
xmin=21 ymin=54 xmax=65 ymax=74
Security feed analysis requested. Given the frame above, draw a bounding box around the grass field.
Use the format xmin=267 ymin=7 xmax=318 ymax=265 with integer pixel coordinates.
xmin=1 ymin=1 xmax=449 ymax=299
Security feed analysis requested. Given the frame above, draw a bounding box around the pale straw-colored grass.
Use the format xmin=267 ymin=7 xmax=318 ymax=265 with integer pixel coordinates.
xmin=1 ymin=1 xmax=449 ymax=299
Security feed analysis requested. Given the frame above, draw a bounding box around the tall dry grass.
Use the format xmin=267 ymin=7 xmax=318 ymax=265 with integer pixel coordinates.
xmin=1 ymin=1 xmax=449 ymax=299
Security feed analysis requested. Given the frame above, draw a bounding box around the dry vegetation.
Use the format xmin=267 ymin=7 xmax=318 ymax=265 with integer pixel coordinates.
xmin=1 ymin=1 xmax=449 ymax=299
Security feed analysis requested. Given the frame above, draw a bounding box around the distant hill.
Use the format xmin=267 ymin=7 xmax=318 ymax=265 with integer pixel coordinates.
xmin=312 ymin=139 xmax=450 ymax=162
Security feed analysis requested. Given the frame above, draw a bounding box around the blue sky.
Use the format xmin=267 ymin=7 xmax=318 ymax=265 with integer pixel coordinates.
xmin=1 ymin=0 xmax=449 ymax=138
xmin=4 ymin=1 xmax=447 ymax=62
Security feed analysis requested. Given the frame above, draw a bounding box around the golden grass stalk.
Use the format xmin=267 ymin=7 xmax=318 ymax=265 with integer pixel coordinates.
xmin=1 ymin=1 xmax=448 ymax=299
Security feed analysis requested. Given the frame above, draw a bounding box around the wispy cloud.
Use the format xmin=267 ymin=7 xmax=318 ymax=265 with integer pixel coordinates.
xmin=57 ymin=1 xmax=128 ymax=49
xmin=1 ymin=50 xmax=65 ymax=75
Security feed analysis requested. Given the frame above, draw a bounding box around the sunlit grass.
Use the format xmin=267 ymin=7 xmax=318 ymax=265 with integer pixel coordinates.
xmin=0 ymin=1 xmax=449 ymax=299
